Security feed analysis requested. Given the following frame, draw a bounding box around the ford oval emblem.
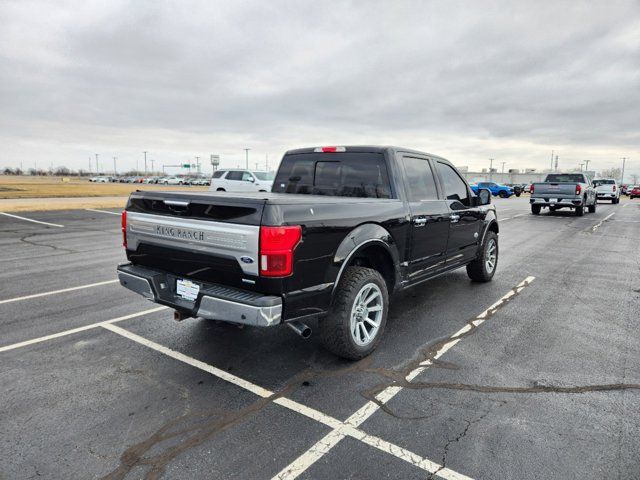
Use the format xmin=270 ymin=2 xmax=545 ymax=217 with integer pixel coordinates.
xmin=240 ymin=256 xmax=254 ymax=264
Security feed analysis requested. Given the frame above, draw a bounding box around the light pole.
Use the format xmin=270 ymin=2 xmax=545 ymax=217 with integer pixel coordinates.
xmin=550 ymin=150 xmax=554 ymax=171
xmin=489 ymin=158 xmax=494 ymax=181
xmin=621 ymin=158 xmax=627 ymax=184
xmin=579 ymin=163 xmax=584 ymax=171
xmin=584 ymin=159 xmax=590 ymax=172
xmin=150 ymin=159 xmax=155 ymax=173
xmin=95 ymin=153 xmax=99 ymax=174
xmin=244 ymin=148 xmax=250 ymax=169
xmin=501 ymin=161 xmax=506 ymax=182
xmin=143 ymin=151 xmax=148 ymax=174
xmin=195 ymin=156 xmax=200 ymax=174
xmin=88 ymin=156 xmax=92 ymax=174
xmin=113 ymin=156 xmax=117 ymax=175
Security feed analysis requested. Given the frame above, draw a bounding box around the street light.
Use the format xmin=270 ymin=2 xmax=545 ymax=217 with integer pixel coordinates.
xmin=143 ymin=151 xmax=148 ymax=174
xmin=488 ymin=158 xmax=494 ymax=181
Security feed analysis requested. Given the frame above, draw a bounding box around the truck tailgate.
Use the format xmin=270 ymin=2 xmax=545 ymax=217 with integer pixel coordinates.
xmin=124 ymin=191 xmax=266 ymax=285
xmin=532 ymin=183 xmax=577 ymax=196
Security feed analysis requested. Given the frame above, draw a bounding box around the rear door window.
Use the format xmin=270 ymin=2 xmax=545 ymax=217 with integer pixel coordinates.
xmin=225 ymin=171 xmax=243 ymax=181
xmin=402 ymin=156 xmax=438 ymax=201
xmin=273 ymin=153 xmax=392 ymax=198
xmin=212 ymin=170 xmax=225 ymax=178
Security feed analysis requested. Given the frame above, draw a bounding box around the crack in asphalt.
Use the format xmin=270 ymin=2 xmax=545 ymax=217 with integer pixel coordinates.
xmin=18 ymin=233 xmax=75 ymax=253
xmin=427 ymin=408 xmax=497 ymax=480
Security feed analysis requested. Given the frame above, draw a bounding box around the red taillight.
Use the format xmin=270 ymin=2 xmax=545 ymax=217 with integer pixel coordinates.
xmin=576 ymin=184 xmax=582 ymax=195
xmin=121 ymin=210 xmax=127 ymax=248
xmin=530 ymin=184 xmax=534 ymax=194
xmin=259 ymin=225 xmax=302 ymax=277
xmin=613 ymin=185 xmax=616 ymax=192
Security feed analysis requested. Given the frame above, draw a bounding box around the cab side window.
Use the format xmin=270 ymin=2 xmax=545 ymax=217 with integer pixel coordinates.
xmin=402 ymin=156 xmax=438 ymax=202
xmin=241 ymin=171 xmax=254 ymax=182
xmin=436 ymin=162 xmax=471 ymax=208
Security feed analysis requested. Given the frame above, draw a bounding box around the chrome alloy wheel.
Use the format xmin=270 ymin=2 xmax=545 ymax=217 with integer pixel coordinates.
xmin=350 ymin=283 xmax=384 ymax=346
xmin=485 ymin=238 xmax=497 ymax=273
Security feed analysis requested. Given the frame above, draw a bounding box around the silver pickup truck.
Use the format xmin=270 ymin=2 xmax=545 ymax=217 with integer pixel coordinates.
xmin=530 ymin=173 xmax=597 ymax=216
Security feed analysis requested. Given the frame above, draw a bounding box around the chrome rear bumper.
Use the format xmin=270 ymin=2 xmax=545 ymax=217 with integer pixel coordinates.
xmin=117 ymin=263 xmax=282 ymax=327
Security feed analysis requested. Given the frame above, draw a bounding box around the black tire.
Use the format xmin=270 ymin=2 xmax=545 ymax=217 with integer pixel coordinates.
xmin=588 ymin=201 xmax=596 ymax=213
xmin=515 ymin=192 xmax=521 ymax=197
xmin=531 ymin=204 xmax=541 ymax=215
xmin=499 ymin=191 xmax=508 ymax=198
xmin=575 ymin=205 xmax=584 ymax=216
xmin=319 ymin=266 xmax=388 ymax=360
xmin=466 ymin=231 xmax=498 ymax=282
xmin=216 ymin=188 xmax=225 ymax=191
xmin=549 ymin=206 xmax=557 ymax=212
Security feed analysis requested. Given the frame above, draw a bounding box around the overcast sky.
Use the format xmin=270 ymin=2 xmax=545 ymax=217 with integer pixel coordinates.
xmin=1 ymin=0 xmax=638 ymax=176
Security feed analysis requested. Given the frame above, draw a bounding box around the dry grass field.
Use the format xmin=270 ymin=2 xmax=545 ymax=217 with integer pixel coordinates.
xmin=0 ymin=175 xmax=209 ymax=211
xmin=0 ymin=175 xmax=208 ymax=199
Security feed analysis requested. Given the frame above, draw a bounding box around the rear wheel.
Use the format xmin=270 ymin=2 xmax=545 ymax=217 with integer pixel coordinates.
xmin=588 ymin=201 xmax=596 ymax=213
xmin=466 ymin=231 xmax=498 ymax=282
xmin=531 ymin=205 xmax=541 ymax=215
xmin=499 ymin=191 xmax=508 ymax=198
xmin=319 ymin=267 xmax=388 ymax=360
xmin=216 ymin=188 xmax=225 ymax=191
xmin=575 ymin=205 xmax=584 ymax=216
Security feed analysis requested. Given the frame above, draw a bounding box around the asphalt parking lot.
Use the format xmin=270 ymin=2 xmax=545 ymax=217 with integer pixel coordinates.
xmin=1 ymin=197 xmax=639 ymax=480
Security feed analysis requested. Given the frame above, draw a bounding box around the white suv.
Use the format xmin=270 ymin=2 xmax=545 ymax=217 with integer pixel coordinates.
xmin=209 ymin=169 xmax=274 ymax=192
xmin=593 ymin=178 xmax=620 ymax=204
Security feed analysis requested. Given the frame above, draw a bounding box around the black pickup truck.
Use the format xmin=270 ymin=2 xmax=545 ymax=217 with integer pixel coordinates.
xmin=118 ymin=146 xmax=498 ymax=359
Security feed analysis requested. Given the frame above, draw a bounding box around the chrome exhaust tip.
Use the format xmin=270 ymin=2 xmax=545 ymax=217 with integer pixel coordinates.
xmin=287 ymin=320 xmax=312 ymax=339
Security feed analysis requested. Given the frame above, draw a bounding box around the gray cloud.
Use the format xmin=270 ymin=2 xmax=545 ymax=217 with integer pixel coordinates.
xmin=0 ymin=0 xmax=638 ymax=174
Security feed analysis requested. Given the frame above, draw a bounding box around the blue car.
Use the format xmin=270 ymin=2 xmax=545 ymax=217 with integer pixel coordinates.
xmin=470 ymin=182 xmax=514 ymax=198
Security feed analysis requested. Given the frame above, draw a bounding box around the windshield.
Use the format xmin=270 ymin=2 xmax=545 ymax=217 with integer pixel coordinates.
xmin=273 ymin=152 xmax=392 ymax=198
xmin=545 ymin=174 xmax=585 ymax=183
xmin=253 ymin=172 xmax=275 ymax=181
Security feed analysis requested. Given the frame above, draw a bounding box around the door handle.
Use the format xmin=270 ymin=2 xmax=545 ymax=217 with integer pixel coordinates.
xmin=450 ymin=214 xmax=460 ymax=223
xmin=413 ymin=217 xmax=427 ymax=227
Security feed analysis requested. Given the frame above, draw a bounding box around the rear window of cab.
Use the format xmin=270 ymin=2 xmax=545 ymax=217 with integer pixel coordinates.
xmin=272 ymin=152 xmax=392 ymax=198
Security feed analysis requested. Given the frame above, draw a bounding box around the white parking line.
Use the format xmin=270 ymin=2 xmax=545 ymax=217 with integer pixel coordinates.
xmin=0 ymin=279 xmax=118 ymax=305
xmin=103 ymin=323 xmax=473 ymax=480
xmin=0 ymin=211 xmax=64 ymax=228
xmin=0 ymin=306 xmax=166 ymax=353
xmin=275 ymin=276 xmax=535 ymax=480
xmin=592 ymin=212 xmax=616 ymax=232
xmin=85 ymin=208 xmax=121 ymax=215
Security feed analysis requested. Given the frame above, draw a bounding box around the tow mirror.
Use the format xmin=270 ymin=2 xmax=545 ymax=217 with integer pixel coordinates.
xmin=478 ymin=188 xmax=491 ymax=205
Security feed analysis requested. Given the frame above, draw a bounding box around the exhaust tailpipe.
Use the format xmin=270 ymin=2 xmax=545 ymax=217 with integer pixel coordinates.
xmin=287 ymin=320 xmax=312 ymax=339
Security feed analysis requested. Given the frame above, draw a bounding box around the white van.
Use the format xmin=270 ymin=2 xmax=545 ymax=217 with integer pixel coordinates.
xmin=209 ymin=169 xmax=274 ymax=192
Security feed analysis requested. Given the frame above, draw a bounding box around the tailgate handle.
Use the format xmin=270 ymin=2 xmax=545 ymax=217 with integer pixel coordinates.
xmin=163 ymin=200 xmax=190 ymax=212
